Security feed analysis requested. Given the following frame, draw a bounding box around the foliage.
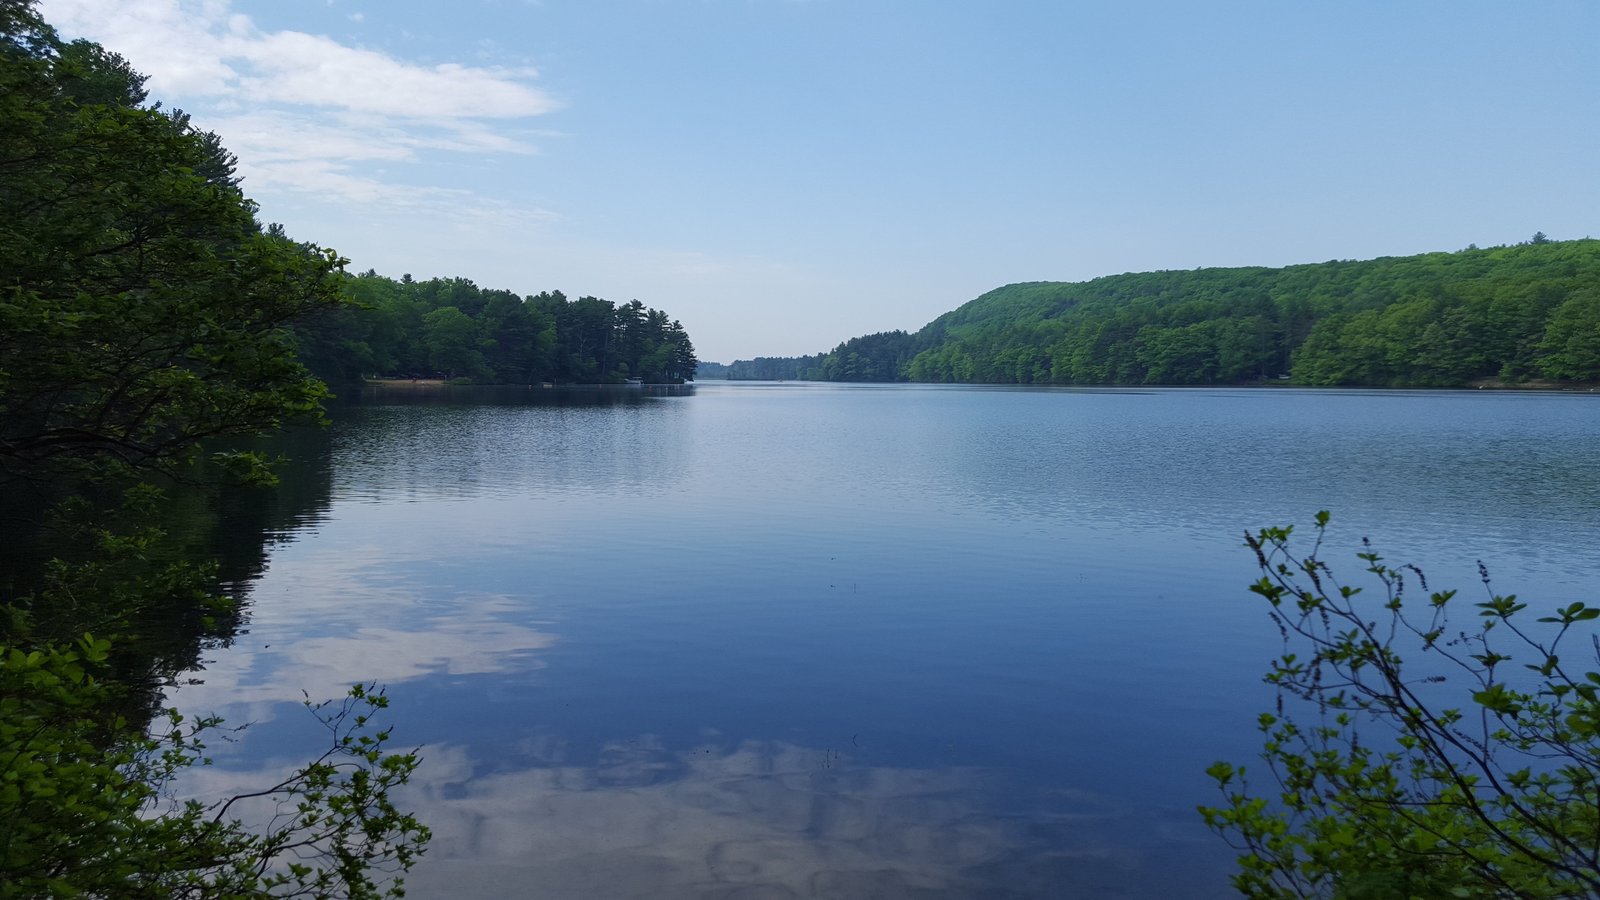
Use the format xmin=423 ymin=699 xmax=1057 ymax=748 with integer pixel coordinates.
xmin=719 ymin=353 xmax=828 ymax=381
xmin=0 ymin=636 xmax=429 ymax=899
xmin=0 ymin=3 xmax=349 ymax=485
xmin=1201 ymin=513 xmax=1600 ymax=897
xmin=1535 ymin=288 xmax=1600 ymax=381
xmin=719 ymin=331 xmax=916 ymax=382
xmin=729 ymin=239 xmax=1600 ymax=386
xmin=293 ymin=273 xmax=698 ymax=385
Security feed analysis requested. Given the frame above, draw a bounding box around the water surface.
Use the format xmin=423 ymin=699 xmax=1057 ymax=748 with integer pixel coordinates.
xmin=171 ymin=383 xmax=1600 ymax=898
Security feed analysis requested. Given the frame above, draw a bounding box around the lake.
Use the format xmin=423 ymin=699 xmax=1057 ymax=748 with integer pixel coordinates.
xmin=168 ymin=383 xmax=1600 ymax=898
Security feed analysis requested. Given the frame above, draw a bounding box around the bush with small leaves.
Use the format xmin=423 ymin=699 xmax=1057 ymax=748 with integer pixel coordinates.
xmin=1202 ymin=512 xmax=1600 ymax=897
xmin=0 ymin=636 xmax=430 ymax=899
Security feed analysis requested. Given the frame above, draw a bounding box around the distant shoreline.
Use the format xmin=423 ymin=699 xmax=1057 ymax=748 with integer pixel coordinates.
xmin=360 ymin=376 xmax=1596 ymax=392
xmin=1465 ymin=378 xmax=1600 ymax=392
xmin=363 ymin=378 xmax=451 ymax=387
xmin=702 ymin=378 xmax=1600 ymax=392
xmin=360 ymin=378 xmax=691 ymax=388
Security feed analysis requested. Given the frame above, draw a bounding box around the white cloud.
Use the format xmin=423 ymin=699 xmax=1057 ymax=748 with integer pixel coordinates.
xmin=228 ymin=30 xmax=554 ymax=120
xmin=36 ymin=0 xmax=559 ymax=216
xmin=204 ymin=111 xmax=419 ymax=164
xmin=239 ymin=158 xmax=467 ymax=206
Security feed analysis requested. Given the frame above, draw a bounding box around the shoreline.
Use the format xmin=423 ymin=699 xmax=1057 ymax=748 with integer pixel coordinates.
xmin=361 ymin=378 xmax=691 ymax=388
xmin=363 ymin=378 xmax=451 ymax=387
xmin=360 ymin=377 xmax=1597 ymax=392
xmin=705 ymin=378 xmax=1600 ymax=392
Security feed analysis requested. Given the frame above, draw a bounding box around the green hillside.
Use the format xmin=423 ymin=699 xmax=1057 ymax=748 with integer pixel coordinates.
xmin=724 ymin=238 xmax=1600 ymax=386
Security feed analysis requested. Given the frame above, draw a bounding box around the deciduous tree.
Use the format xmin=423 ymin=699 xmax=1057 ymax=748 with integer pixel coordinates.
xmin=1 ymin=2 xmax=347 ymax=485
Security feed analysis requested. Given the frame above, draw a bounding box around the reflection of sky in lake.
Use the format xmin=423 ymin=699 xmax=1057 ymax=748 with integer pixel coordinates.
xmin=182 ymin=735 xmax=1218 ymax=899
xmin=169 ymin=384 xmax=1600 ymax=897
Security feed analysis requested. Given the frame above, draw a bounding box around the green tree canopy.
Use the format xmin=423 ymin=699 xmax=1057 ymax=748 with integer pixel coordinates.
xmin=0 ymin=2 xmax=347 ymax=484
xmin=1536 ymin=288 xmax=1600 ymax=381
xmin=421 ymin=306 xmax=488 ymax=379
xmin=291 ymin=275 xmax=698 ymax=385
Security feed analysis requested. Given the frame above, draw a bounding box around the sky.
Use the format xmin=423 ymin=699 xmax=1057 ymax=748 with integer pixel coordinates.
xmin=36 ymin=0 xmax=1600 ymax=363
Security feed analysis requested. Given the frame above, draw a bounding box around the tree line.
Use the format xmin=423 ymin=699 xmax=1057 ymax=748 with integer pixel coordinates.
xmin=716 ymin=239 xmax=1600 ymax=387
xmin=296 ymin=273 xmax=698 ymax=386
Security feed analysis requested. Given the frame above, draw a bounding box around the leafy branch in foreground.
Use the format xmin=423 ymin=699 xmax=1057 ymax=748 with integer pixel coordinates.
xmin=0 ymin=637 xmax=430 ymax=898
xmin=1201 ymin=513 xmax=1600 ymax=898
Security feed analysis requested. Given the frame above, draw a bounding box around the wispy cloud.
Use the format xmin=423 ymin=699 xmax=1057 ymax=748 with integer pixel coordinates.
xmin=37 ymin=0 xmax=560 ymax=214
xmin=227 ymin=30 xmax=554 ymax=120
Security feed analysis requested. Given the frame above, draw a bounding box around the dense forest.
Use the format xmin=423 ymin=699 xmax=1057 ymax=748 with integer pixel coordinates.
xmin=718 ymin=239 xmax=1600 ymax=387
xmin=296 ymin=273 xmax=698 ymax=386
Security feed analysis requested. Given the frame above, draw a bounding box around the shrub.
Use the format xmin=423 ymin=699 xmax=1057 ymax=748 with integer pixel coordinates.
xmin=1202 ymin=513 xmax=1600 ymax=897
xmin=0 ymin=636 xmax=429 ymax=899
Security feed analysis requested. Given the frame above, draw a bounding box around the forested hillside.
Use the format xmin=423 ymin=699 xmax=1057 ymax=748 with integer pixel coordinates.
xmin=716 ymin=330 xmax=918 ymax=381
xmin=295 ymin=273 xmax=698 ymax=385
xmin=721 ymin=239 xmax=1600 ymax=386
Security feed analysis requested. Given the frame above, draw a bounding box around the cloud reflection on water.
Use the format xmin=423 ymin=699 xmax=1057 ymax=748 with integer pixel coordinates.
xmin=182 ymin=735 xmax=1223 ymax=899
xmin=174 ymin=590 xmax=555 ymax=726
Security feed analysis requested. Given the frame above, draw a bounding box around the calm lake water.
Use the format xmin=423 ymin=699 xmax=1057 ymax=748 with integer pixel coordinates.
xmin=170 ymin=383 xmax=1600 ymax=898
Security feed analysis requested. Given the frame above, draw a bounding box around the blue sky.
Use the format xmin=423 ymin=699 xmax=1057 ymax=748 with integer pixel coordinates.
xmin=39 ymin=0 xmax=1599 ymax=362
